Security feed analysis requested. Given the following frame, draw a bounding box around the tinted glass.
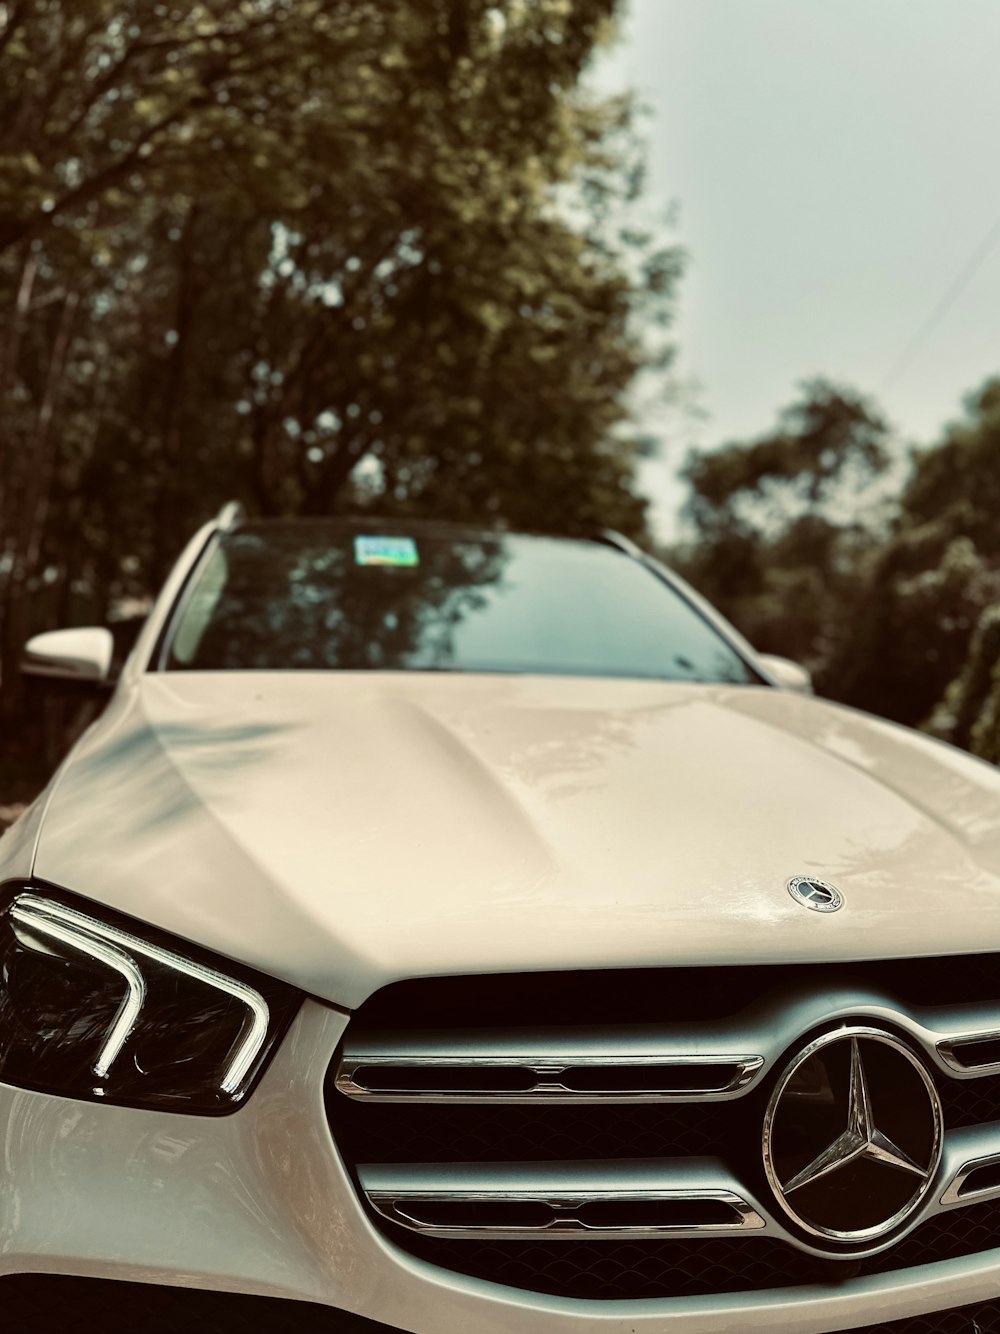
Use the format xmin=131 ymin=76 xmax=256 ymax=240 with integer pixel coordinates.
xmin=163 ymin=525 xmax=754 ymax=684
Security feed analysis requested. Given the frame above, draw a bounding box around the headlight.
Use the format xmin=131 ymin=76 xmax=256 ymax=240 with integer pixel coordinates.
xmin=0 ymin=885 xmax=301 ymax=1113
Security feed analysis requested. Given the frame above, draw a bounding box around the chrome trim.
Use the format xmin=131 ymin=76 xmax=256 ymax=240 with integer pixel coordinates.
xmin=938 ymin=1032 xmax=1000 ymax=1078
xmin=337 ymin=1049 xmax=764 ymax=1103
xmin=940 ymin=1123 xmax=1000 ymax=1207
xmin=11 ymin=900 xmax=146 ymax=1079
xmin=11 ymin=894 xmax=270 ymax=1095
xmin=339 ymin=985 xmax=1000 ymax=1107
xmin=787 ymin=875 xmax=843 ymax=914
xmin=360 ymin=1160 xmax=766 ymax=1240
xmin=941 ymin=1152 xmax=1000 ymax=1207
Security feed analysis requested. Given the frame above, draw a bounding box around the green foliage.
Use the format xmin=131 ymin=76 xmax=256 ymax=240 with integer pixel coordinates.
xmin=683 ymin=378 xmax=889 ymax=529
xmin=926 ymin=604 xmax=1000 ymax=753
xmin=902 ymin=379 xmax=1000 ymax=547
xmin=968 ymin=650 xmax=1000 ymax=766
xmin=674 ymin=378 xmax=889 ymax=671
xmin=829 ymin=381 xmax=1000 ymax=728
xmin=827 ymin=528 xmax=995 ymax=725
xmin=0 ymin=0 xmax=680 ymax=737
xmin=674 ymin=370 xmax=1000 ymax=747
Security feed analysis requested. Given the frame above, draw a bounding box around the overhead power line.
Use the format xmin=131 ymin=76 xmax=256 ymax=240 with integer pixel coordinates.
xmin=882 ymin=211 xmax=1000 ymax=390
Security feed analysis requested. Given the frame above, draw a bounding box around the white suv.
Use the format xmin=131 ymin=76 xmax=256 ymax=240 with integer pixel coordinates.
xmin=3 ymin=507 xmax=1000 ymax=1334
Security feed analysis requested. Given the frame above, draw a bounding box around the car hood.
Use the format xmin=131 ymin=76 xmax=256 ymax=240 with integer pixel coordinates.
xmin=25 ymin=672 xmax=1000 ymax=1007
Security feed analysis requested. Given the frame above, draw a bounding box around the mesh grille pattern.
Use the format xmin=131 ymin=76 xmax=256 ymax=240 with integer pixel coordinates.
xmin=388 ymin=1231 xmax=811 ymax=1299
xmin=939 ymin=1073 xmax=1000 ymax=1130
xmin=860 ymin=1200 xmax=1000 ymax=1274
xmin=332 ymin=1092 xmax=749 ymax=1164
xmin=380 ymin=1198 xmax=1000 ymax=1300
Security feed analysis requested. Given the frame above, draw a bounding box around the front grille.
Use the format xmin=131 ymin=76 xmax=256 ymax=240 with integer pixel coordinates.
xmin=0 ymin=1276 xmax=397 ymax=1334
xmin=328 ymin=963 xmax=1000 ymax=1302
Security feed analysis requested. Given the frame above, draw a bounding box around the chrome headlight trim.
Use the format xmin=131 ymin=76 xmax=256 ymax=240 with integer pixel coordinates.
xmin=10 ymin=893 xmax=271 ymax=1095
xmin=0 ymin=883 xmax=302 ymax=1112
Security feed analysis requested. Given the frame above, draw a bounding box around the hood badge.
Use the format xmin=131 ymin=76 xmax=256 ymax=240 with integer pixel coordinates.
xmin=788 ymin=875 xmax=844 ymax=913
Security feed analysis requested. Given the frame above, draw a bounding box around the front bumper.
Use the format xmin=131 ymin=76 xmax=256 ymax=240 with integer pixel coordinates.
xmin=4 ymin=1000 xmax=1000 ymax=1334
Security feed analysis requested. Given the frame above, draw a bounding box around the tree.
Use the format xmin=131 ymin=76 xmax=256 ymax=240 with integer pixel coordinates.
xmin=827 ymin=379 xmax=1000 ymax=727
xmin=902 ymin=378 xmax=1000 ymax=547
xmin=674 ymin=379 xmax=890 ymax=670
xmin=0 ymin=0 xmax=681 ymax=739
xmin=926 ymin=605 xmax=1000 ymax=755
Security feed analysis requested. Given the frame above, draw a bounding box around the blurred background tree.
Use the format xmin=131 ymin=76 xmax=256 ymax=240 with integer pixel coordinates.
xmin=674 ymin=378 xmax=891 ymax=674
xmin=0 ymin=0 xmax=680 ymax=767
xmin=5 ymin=0 xmax=1000 ymax=804
xmin=672 ymin=374 xmax=1000 ymax=756
xmin=813 ymin=379 xmax=1000 ymax=733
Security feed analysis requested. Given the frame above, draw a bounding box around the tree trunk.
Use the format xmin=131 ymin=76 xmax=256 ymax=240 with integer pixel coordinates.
xmin=0 ymin=247 xmax=39 ymax=521
xmin=150 ymin=207 xmax=198 ymax=583
xmin=0 ymin=288 xmax=78 ymax=720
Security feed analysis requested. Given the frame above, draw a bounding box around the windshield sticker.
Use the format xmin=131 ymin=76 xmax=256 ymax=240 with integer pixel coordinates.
xmin=354 ymin=535 xmax=419 ymax=567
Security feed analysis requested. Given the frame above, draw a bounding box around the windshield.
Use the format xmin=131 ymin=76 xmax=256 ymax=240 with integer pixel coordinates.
xmin=161 ymin=524 xmax=755 ymax=684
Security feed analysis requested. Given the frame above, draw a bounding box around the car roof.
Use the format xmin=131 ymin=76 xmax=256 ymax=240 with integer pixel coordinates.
xmin=217 ymin=510 xmax=641 ymax=558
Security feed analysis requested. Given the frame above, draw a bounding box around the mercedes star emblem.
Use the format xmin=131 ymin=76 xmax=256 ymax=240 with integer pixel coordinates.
xmin=762 ymin=1026 xmax=942 ymax=1244
xmin=787 ymin=875 xmax=844 ymax=913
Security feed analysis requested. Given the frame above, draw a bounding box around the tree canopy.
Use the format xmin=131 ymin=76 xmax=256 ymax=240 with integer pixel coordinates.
xmin=673 ymin=373 xmax=1000 ymax=758
xmin=0 ymin=0 xmax=680 ymax=739
xmin=675 ymin=378 xmax=890 ymax=671
xmin=11 ymin=3 xmax=1000 ymax=794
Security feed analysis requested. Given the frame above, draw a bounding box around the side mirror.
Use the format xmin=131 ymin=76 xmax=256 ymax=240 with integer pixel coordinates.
xmin=22 ymin=627 xmax=115 ymax=685
xmin=758 ymin=653 xmax=813 ymax=695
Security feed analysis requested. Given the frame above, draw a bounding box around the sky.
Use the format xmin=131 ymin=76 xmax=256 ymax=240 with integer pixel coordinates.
xmin=600 ymin=0 xmax=1000 ymax=536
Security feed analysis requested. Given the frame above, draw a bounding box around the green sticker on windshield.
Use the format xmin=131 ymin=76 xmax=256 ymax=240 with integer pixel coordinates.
xmin=354 ymin=535 xmax=419 ymax=567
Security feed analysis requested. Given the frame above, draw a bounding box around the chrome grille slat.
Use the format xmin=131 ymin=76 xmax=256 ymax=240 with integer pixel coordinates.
xmin=940 ymin=1123 xmax=1000 ymax=1206
xmin=938 ymin=1031 xmax=1000 ymax=1077
xmin=337 ymin=993 xmax=1000 ymax=1106
xmin=337 ymin=1051 xmax=765 ymax=1103
xmin=360 ymin=1158 xmax=767 ymax=1239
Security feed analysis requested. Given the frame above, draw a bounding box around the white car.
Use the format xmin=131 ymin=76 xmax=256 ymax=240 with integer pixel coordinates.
xmin=4 ymin=506 xmax=1000 ymax=1334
